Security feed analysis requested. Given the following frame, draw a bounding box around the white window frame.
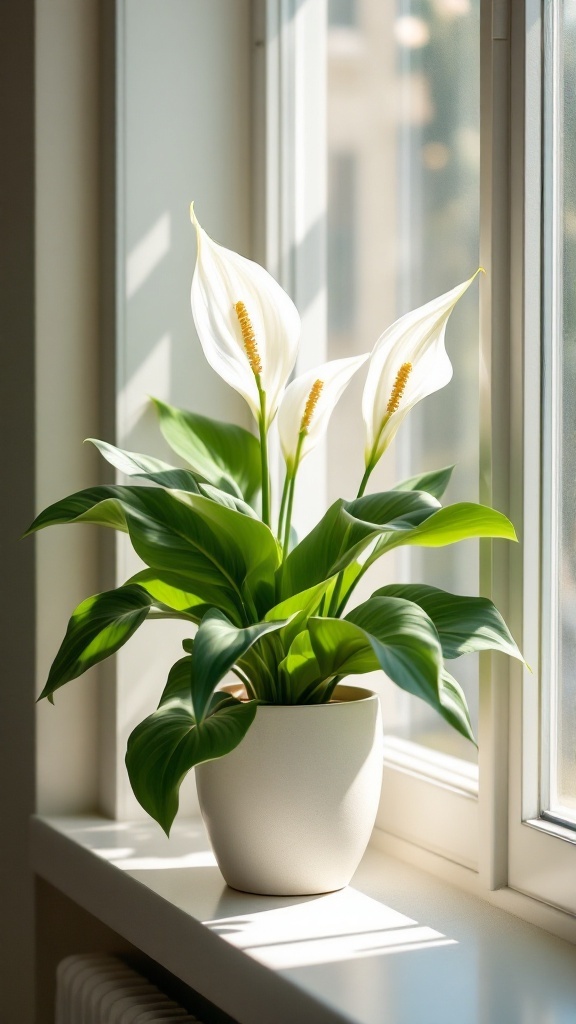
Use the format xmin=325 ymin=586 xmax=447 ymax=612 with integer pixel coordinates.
xmin=507 ymin=0 xmax=576 ymax=914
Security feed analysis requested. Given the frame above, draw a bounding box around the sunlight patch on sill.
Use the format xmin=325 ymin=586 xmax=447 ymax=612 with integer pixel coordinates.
xmin=205 ymin=885 xmax=457 ymax=969
xmin=93 ymin=846 xmax=218 ymax=870
xmin=236 ymin=927 xmax=456 ymax=969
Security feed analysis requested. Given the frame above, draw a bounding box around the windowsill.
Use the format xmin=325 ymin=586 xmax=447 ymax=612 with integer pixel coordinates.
xmin=30 ymin=815 xmax=576 ymax=1024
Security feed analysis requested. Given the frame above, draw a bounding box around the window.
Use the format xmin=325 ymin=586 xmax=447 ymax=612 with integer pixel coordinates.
xmin=507 ymin=0 xmax=576 ymax=917
xmin=322 ymin=0 xmax=483 ymax=867
xmin=326 ymin=0 xmax=481 ymax=763
xmin=270 ymin=0 xmax=576 ymax=922
xmin=33 ymin=0 xmax=576 ymax=935
xmin=541 ymin=0 xmax=576 ymax=831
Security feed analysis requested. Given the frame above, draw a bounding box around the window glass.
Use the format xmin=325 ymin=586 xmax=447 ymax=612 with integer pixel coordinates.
xmin=543 ymin=0 xmax=576 ymax=825
xmin=327 ymin=0 xmax=480 ymax=760
xmin=328 ymin=0 xmax=358 ymax=28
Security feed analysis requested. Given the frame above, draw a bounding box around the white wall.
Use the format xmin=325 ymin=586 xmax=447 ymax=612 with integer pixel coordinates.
xmin=110 ymin=0 xmax=254 ymax=818
xmin=32 ymin=0 xmax=255 ymax=822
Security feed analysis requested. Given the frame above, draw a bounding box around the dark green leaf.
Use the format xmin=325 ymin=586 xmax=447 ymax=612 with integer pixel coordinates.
xmin=394 ymin=465 xmax=455 ymax=500
xmin=280 ymin=490 xmax=440 ymax=598
xmin=191 ymin=609 xmax=288 ymax=720
xmin=373 ymin=583 xmax=523 ymax=662
xmin=134 ymin=468 xmax=203 ymax=491
xmin=264 ymin=579 xmax=335 ymax=649
xmin=39 ymin=585 xmax=153 ymax=701
xmin=126 ymin=691 xmax=257 ymax=834
xmin=152 ymin=398 xmax=261 ymax=503
xmin=88 ymin=435 xmax=260 ymax=513
xmin=86 ymin=438 xmax=197 ymax=490
xmin=310 ymin=596 xmax=443 ymax=708
xmin=158 ymin=656 xmax=193 ymax=705
xmin=196 ymin=483 xmax=259 ymax=518
xmin=26 ymin=485 xmax=280 ymax=622
xmin=24 ymin=485 xmax=131 ymax=534
xmin=438 ymin=670 xmax=476 ymax=744
xmin=277 ymin=630 xmax=324 ymax=703
xmin=339 ymin=598 xmax=475 ymax=743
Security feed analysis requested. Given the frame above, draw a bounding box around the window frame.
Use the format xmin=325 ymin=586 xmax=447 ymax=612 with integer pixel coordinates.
xmin=91 ymin=0 xmax=576 ymax=930
xmin=506 ymin=0 xmax=576 ymax=914
xmin=262 ymin=0 xmax=576 ymax=921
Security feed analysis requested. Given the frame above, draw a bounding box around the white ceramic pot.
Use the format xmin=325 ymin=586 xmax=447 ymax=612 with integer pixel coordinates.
xmin=195 ymin=684 xmax=383 ymax=895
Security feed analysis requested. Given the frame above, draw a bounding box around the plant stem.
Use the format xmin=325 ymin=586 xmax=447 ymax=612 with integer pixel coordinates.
xmin=282 ymin=433 xmax=304 ymax=556
xmin=327 ymin=570 xmax=344 ymax=617
xmin=321 ymin=675 xmax=342 ymax=703
xmin=256 ymin=379 xmax=271 ymax=527
xmin=357 ymin=460 xmax=374 ymax=498
xmin=282 ymin=474 xmax=296 ymax=555
xmin=231 ymin=667 xmax=258 ymax=701
xmin=277 ymin=469 xmax=291 ymax=541
xmin=335 ymin=572 xmax=362 ymax=617
xmin=247 ymin=647 xmax=278 ymax=702
xmin=357 ymin=414 xmax=392 ymax=498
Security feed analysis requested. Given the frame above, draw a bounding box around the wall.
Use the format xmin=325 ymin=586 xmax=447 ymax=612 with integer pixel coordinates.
xmin=0 ymin=2 xmax=256 ymax=1021
xmin=0 ymin=4 xmax=36 ymax=1022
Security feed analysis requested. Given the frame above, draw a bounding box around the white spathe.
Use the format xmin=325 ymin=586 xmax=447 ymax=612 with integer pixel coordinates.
xmin=195 ymin=685 xmax=383 ymax=896
xmin=278 ymin=353 xmax=369 ymax=468
xmin=362 ymin=271 xmax=481 ymax=464
xmin=190 ymin=205 xmax=301 ymax=428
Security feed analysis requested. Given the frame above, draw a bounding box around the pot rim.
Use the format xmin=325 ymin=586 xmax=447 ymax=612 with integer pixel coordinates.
xmin=219 ymin=682 xmax=379 ymax=706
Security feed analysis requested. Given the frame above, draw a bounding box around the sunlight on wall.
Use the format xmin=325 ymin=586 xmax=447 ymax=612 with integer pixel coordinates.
xmin=126 ymin=211 xmax=171 ymax=299
xmin=119 ymin=332 xmax=172 ymax=434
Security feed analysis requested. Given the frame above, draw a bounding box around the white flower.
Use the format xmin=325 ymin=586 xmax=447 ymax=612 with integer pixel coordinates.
xmin=278 ymin=354 xmax=369 ymax=470
xmin=363 ymin=271 xmax=481 ymax=466
xmin=190 ymin=205 xmax=300 ymax=428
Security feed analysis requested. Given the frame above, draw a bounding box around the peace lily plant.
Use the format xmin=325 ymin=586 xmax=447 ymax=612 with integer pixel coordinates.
xmin=27 ymin=207 xmax=523 ymax=837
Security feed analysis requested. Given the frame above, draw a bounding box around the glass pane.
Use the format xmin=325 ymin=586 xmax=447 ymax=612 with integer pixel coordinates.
xmin=543 ymin=0 xmax=576 ymax=824
xmin=327 ymin=0 xmax=480 ymax=760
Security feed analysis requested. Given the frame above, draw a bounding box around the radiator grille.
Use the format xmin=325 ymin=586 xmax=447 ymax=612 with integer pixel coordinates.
xmin=56 ymin=953 xmax=206 ymax=1023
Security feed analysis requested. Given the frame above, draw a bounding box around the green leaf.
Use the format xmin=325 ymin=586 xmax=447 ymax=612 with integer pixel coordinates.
xmin=310 ymin=596 xmax=443 ymax=707
xmin=373 ymin=583 xmax=523 ymax=662
xmin=394 ymin=465 xmax=455 ymax=500
xmin=264 ymin=579 xmax=335 ymax=649
xmin=280 ymin=489 xmax=440 ymax=598
xmin=382 ymin=503 xmax=517 ymax=551
xmin=152 ymin=398 xmax=261 ymax=503
xmin=195 ymin=483 xmax=260 ymax=519
xmin=127 ymin=568 xmax=212 ymax=621
xmin=87 ymin=440 xmax=259 ymax=516
xmin=438 ymin=670 xmax=476 ymax=744
xmin=158 ymin=656 xmax=193 ymax=705
xmin=26 ymin=485 xmax=280 ymax=623
xmin=24 ymin=485 xmax=131 ymax=534
xmin=86 ymin=438 xmax=196 ymax=489
xmin=125 ymin=689 xmax=257 ymax=834
xmin=177 ymin=493 xmax=280 ymax=617
xmin=191 ymin=609 xmax=288 ymax=721
xmin=133 ymin=468 xmax=203 ymax=491
xmin=349 ymin=597 xmax=476 ymax=743
xmin=39 ymin=585 xmax=153 ymax=701
xmin=277 ymin=630 xmax=324 ymax=703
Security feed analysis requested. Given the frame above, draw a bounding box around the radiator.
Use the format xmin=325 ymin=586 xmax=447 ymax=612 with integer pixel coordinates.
xmin=56 ymin=953 xmax=205 ymax=1023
